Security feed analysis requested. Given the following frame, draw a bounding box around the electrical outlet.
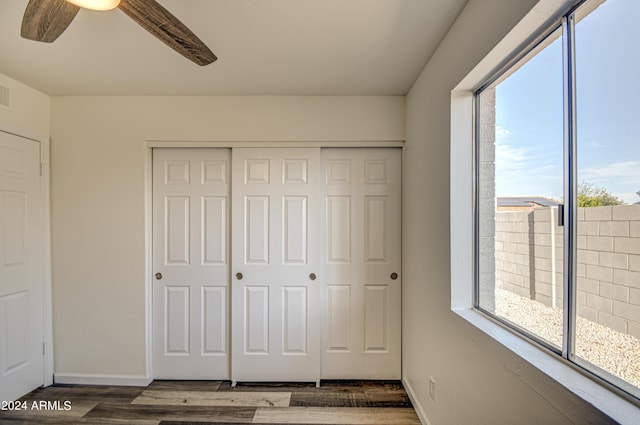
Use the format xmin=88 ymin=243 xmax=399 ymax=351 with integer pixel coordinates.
xmin=428 ymin=376 xmax=436 ymax=402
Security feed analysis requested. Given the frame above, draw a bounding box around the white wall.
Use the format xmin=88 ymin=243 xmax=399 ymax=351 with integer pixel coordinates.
xmin=49 ymin=95 xmax=404 ymax=381
xmin=0 ymin=73 xmax=49 ymax=141
xmin=402 ymin=1 xmax=614 ymax=424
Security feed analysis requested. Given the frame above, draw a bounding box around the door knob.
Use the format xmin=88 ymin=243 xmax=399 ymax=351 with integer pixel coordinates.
xmin=390 ymin=272 xmax=398 ymax=280
xmin=155 ymin=273 xmax=162 ymax=280
xmin=309 ymin=273 xmax=317 ymax=281
xmin=236 ymin=272 xmax=243 ymax=280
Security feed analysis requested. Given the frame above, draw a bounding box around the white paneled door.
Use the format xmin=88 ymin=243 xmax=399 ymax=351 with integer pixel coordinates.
xmin=322 ymin=148 xmax=402 ymax=379
xmin=0 ymin=131 xmax=43 ymax=401
xmin=231 ymin=148 xmax=321 ymax=384
xmin=152 ymin=148 xmax=230 ymax=379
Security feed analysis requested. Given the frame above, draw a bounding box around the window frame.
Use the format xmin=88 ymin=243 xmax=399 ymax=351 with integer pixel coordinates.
xmin=474 ymin=0 xmax=640 ymax=403
xmin=473 ymin=20 xmax=568 ymax=356
xmin=450 ymin=0 xmax=640 ymax=422
xmin=472 ymin=27 xmax=565 ymax=354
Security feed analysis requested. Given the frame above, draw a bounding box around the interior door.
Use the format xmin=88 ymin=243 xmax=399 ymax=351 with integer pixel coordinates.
xmin=0 ymin=131 xmax=43 ymax=401
xmin=152 ymin=148 xmax=230 ymax=379
xmin=231 ymin=148 xmax=321 ymax=383
xmin=321 ymin=148 xmax=402 ymax=379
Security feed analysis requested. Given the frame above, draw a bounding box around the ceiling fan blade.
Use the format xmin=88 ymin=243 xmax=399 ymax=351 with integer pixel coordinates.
xmin=118 ymin=0 xmax=217 ymax=66
xmin=21 ymin=0 xmax=80 ymax=43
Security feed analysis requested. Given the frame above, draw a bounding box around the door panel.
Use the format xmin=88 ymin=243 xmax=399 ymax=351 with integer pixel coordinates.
xmin=165 ymin=286 xmax=189 ymax=354
xmin=245 ymin=286 xmax=269 ymax=354
xmin=152 ymin=148 xmax=230 ymax=379
xmin=0 ymin=131 xmax=43 ymax=401
xmin=283 ymin=196 xmax=307 ymax=264
xmin=202 ymin=286 xmax=226 ymax=354
xmin=327 ymin=285 xmax=351 ymax=351
xmin=365 ymin=196 xmax=387 ymax=262
xmin=283 ymin=286 xmax=307 ymax=353
xmin=364 ymin=285 xmax=388 ymax=352
xmin=321 ymin=148 xmax=401 ymax=379
xmin=244 ymin=196 xmax=270 ymax=264
xmin=326 ymin=196 xmax=351 ymax=263
xmin=202 ymin=197 xmax=227 ymax=264
xmin=232 ymin=148 xmax=320 ymax=383
xmin=165 ymin=196 xmax=190 ymax=264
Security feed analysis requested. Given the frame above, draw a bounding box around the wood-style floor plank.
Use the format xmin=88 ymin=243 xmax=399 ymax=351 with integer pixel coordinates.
xmin=133 ymin=390 xmax=291 ymax=407
xmin=147 ymin=381 xmax=223 ymax=392
xmin=83 ymin=403 xmax=256 ymax=423
xmin=0 ymin=400 xmax=97 ymax=419
xmin=217 ymin=382 xmax=318 ymax=392
xmin=252 ymin=407 xmax=421 ymax=424
xmin=158 ymin=423 xmax=323 ymax=425
xmin=319 ymin=381 xmax=408 ymax=392
xmin=0 ymin=418 xmax=160 ymax=425
xmin=289 ymin=391 xmax=412 ymax=408
xmin=19 ymin=384 xmax=145 ymax=404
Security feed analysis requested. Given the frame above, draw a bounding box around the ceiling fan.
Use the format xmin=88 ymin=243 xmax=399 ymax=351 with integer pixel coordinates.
xmin=21 ymin=0 xmax=217 ymax=65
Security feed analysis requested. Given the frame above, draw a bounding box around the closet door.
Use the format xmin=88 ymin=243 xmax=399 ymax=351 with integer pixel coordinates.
xmin=322 ymin=148 xmax=402 ymax=379
xmin=231 ymin=148 xmax=321 ymax=383
xmin=152 ymin=148 xmax=230 ymax=379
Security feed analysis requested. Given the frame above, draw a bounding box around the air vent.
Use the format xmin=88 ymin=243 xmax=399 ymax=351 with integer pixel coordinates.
xmin=0 ymin=85 xmax=11 ymax=110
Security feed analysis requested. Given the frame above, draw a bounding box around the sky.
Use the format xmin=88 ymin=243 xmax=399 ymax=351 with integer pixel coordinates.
xmin=493 ymin=0 xmax=640 ymax=204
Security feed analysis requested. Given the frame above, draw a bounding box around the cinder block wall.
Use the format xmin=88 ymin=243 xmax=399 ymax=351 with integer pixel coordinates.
xmin=495 ymin=205 xmax=640 ymax=339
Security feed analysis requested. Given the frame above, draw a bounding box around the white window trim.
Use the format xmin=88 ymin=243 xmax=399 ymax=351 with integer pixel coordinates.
xmin=450 ymin=1 xmax=640 ymax=423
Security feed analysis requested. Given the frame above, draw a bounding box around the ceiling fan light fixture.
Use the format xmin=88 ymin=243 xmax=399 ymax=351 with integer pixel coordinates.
xmin=65 ymin=0 xmax=120 ymax=11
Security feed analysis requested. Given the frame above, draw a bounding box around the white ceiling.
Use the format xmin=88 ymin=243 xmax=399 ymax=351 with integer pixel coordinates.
xmin=0 ymin=0 xmax=467 ymax=96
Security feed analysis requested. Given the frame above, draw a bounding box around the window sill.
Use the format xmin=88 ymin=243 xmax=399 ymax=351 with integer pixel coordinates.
xmin=452 ymin=307 xmax=640 ymax=425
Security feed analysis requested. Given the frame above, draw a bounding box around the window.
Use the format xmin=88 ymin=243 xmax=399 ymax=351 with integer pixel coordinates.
xmin=476 ymin=0 xmax=640 ymax=402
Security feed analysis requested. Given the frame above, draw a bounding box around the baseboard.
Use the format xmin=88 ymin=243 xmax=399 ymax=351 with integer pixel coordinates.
xmin=54 ymin=373 xmax=152 ymax=387
xmin=402 ymin=376 xmax=431 ymax=425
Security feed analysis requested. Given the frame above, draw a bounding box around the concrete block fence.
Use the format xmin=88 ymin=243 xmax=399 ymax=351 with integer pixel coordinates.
xmin=495 ymin=205 xmax=640 ymax=339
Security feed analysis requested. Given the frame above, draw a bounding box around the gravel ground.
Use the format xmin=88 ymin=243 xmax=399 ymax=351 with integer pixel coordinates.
xmin=495 ymin=288 xmax=640 ymax=389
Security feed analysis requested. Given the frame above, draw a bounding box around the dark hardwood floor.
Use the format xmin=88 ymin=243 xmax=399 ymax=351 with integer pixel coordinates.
xmin=0 ymin=380 xmax=421 ymax=424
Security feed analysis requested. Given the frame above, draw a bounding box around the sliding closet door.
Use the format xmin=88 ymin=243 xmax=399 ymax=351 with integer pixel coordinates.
xmin=152 ymin=148 xmax=230 ymax=379
xmin=322 ymin=148 xmax=402 ymax=379
xmin=152 ymin=147 xmax=401 ymax=381
xmin=231 ymin=148 xmax=321 ymax=383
